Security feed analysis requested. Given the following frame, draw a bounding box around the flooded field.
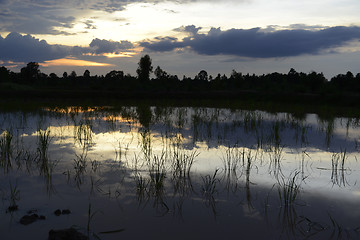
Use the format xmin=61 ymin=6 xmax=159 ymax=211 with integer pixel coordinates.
xmin=1 ymin=104 xmax=360 ymax=239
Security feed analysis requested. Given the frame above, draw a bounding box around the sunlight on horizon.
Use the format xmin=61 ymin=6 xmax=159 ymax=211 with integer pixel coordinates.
xmin=41 ymin=58 xmax=115 ymax=67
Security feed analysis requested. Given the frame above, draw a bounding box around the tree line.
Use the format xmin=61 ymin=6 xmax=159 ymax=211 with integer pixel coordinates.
xmin=1 ymin=55 xmax=360 ymax=96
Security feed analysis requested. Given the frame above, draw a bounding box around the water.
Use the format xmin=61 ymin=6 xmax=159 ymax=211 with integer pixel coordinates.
xmin=1 ymin=105 xmax=360 ymax=239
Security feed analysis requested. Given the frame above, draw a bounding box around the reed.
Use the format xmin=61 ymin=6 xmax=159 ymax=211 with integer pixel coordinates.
xmin=74 ymin=121 xmax=93 ymax=147
xmin=201 ymin=169 xmax=219 ymax=198
xmin=221 ymin=145 xmax=241 ymax=173
xmin=135 ymin=173 xmax=150 ymax=203
xmin=140 ymin=129 xmax=152 ymax=162
xmin=0 ymin=130 xmax=13 ymax=172
xmin=172 ymin=149 xmax=198 ymax=179
xmin=73 ymin=146 xmax=88 ymax=187
xmin=7 ymin=181 xmax=20 ymax=212
xmin=331 ymin=149 xmax=348 ymax=186
xmin=37 ymin=129 xmax=55 ymax=177
xmin=268 ymin=145 xmax=284 ymax=179
xmin=277 ymin=171 xmax=301 ymax=208
xmin=148 ymin=153 xmax=166 ymax=195
xmin=37 ymin=129 xmax=50 ymax=162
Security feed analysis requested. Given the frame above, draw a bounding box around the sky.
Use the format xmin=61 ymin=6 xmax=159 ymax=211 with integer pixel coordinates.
xmin=0 ymin=0 xmax=360 ymax=79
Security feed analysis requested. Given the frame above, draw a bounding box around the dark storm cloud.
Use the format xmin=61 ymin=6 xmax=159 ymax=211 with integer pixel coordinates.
xmin=8 ymin=14 xmax=76 ymax=35
xmin=0 ymin=0 xmax=95 ymax=35
xmin=0 ymin=32 xmax=73 ymax=62
xmin=0 ymin=0 xmax=246 ymax=35
xmin=0 ymin=32 xmax=135 ymax=62
xmin=141 ymin=26 xmax=360 ymax=58
xmin=0 ymin=0 xmax=77 ymax=35
xmin=89 ymin=38 xmax=134 ymax=54
xmin=141 ymin=37 xmax=184 ymax=52
xmin=0 ymin=0 xmax=143 ymax=34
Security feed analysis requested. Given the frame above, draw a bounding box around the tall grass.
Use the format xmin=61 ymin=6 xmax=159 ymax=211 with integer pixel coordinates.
xmin=171 ymin=150 xmax=197 ymax=197
xmin=201 ymin=169 xmax=219 ymax=198
xmin=169 ymin=135 xmax=198 ymax=196
xmin=37 ymin=129 xmax=56 ymax=194
xmin=331 ymin=149 xmax=348 ymax=186
xmin=268 ymin=145 xmax=284 ymax=179
xmin=134 ymin=173 xmax=150 ymax=205
xmin=37 ymin=129 xmax=50 ymax=163
xmin=172 ymin=149 xmax=198 ymax=179
xmin=37 ymin=129 xmax=53 ymax=176
xmin=201 ymin=169 xmax=220 ymax=218
xmin=148 ymin=153 xmax=166 ymax=195
xmin=74 ymin=146 xmax=89 ymax=188
xmin=74 ymin=121 xmax=93 ymax=148
xmin=140 ymin=129 xmax=152 ymax=162
xmin=0 ymin=130 xmax=13 ymax=172
xmin=7 ymin=181 xmax=20 ymax=212
xmin=277 ymin=171 xmax=302 ymax=208
xmin=221 ymin=145 xmax=241 ymax=174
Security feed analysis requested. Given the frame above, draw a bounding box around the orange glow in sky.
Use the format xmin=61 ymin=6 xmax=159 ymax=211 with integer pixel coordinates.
xmin=41 ymin=58 xmax=114 ymax=67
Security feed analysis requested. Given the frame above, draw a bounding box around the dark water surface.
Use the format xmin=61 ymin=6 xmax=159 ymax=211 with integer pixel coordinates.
xmin=1 ymin=105 xmax=360 ymax=239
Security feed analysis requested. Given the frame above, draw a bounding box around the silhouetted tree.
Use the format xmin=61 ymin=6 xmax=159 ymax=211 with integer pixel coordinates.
xmin=70 ymin=71 xmax=77 ymax=78
xmin=0 ymin=66 xmax=10 ymax=83
xmin=83 ymin=69 xmax=90 ymax=78
xmin=136 ymin=105 xmax=152 ymax=128
xmin=63 ymin=72 xmax=68 ymax=78
xmin=196 ymin=70 xmax=208 ymax=81
xmin=105 ymin=70 xmax=124 ymax=80
xmin=154 ymin=66 xmax=168 ymax=79
xmin=307 ymin=71 xmax=326 ymax=92
xmin=136 ymin=55 xmax=153 ymax=82
xmin=49 ymin=73 xmax=58 ymax=79
xmin=21 ymin=62 xmax=40 ymax=84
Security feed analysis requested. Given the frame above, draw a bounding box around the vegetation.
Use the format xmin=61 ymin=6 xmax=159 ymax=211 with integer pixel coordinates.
xmin=0 ymin=131 xmax=13 ymax=172
xmin=0 ymin=106 xmax=360 ymax=239
xmin=1 ymin=56 xmax=360 ymax=105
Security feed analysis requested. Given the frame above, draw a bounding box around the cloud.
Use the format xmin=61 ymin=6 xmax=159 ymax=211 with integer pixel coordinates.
xmin=0 ymin=32 xmax=136 ymax=63
xmin=0 ymin=0 xmax=158 ymax=34
xmin=173 ymin=25 xmax=202 ymax=36
xmin=0 ymin=32 xmax=72 ymax=62
xmin=0 ymin=0 xmax=250 ymax=35
xmin=141 ymin=37 xmax=184 ymax=52
xmin=89 ymin=38 xmax=134 ymax=54
xmin=141 ymin=25 xmax=360 ymax=58
xmin=0 ymin=1 xmax=77 ymax=35
xmin=83 ymin=20 xmax=97 ymax=30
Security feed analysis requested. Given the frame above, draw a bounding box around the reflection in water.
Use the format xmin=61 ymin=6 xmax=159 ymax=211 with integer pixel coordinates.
xmin=0 ymin=105 xmax=360 ymax=239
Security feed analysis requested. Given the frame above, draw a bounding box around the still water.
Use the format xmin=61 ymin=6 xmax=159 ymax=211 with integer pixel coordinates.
xmin=0 ymin=105 xmax=360 ymax=239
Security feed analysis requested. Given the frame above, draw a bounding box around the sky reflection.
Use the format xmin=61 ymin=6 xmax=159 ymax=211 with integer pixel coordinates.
xmin=0 ymin=105 xmax=360 ymax=239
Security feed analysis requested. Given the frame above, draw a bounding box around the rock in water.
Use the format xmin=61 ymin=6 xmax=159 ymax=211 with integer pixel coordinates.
xmin=19 ymin=214 xmax=39 ymax=225
xmin=54 ymin=209 xmax=62 ymax=216
xmin=61 ymin=209 xmax=71 ymax=215
xmin=48 ymin=228 xmax=88 ymax=240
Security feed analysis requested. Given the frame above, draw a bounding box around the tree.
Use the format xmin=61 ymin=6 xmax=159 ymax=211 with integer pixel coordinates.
xmin=49 ymin=73 xmax=58 ymax=79
xmin=288 ymin=68 xmax=297 ymax=76
xmin=105 ymin=70 xmax=124 ymax=80
xmin=154 ymin=66 xmax=168 ymax=79
xmin=21 ymin=62 xmax=40 ymax=84
xmin=196 ymin=70 xmax=208 ymax=81
xmin=0 ymin=66 xmax=10 ymax=83
xmin=136 ymin=55 xmax=153 ymax=82
xmin=70 ymin=71 xmax=77 ymax=78
xmin=83 ymin=69 xmax=90 ymax=78
xmin=63 ymin=72 xmax=68 ymax=78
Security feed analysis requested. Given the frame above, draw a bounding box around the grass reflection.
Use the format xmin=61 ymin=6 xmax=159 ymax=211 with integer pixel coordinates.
xmin=0 ymin=130 xmax=13 ymax=172
xmin=0 ymin=105 xmax=360 ymax=239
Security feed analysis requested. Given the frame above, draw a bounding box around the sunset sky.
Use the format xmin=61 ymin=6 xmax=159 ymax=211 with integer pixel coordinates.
xmin=0 ymin=0 xmax=359 ymax=79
